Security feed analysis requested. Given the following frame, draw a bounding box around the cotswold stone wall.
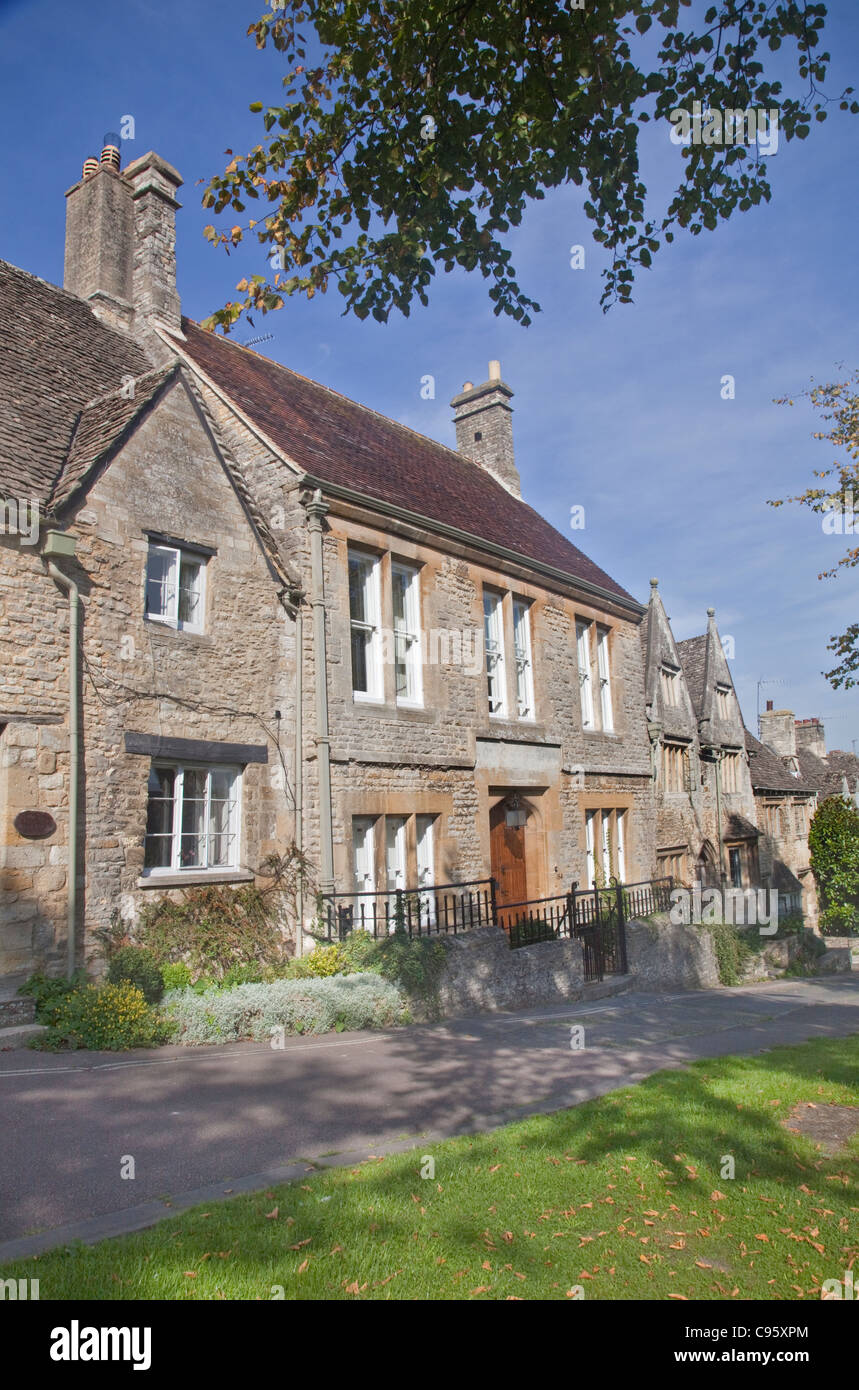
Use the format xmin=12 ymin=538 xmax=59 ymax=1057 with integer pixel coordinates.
xmin=1 ymin=376 xmax=297 ymax=980
xmin=625 ymin=913 xmax=720 ymax=991
xmin=432 ymin=926 xmax=586 ymax=1018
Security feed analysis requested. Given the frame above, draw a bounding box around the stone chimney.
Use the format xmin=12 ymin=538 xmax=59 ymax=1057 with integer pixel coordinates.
xmin=759 ymin=707 xmax=797 ymax=760
xmin=795 ymin=717 xmax=826 ymax=760
xmin=451 ymin=361 xmax=520 ymax=498
xmin=64 ymin=141 xmax=182 ymax=338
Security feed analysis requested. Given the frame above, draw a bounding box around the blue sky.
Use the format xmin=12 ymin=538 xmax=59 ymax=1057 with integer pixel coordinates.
xmin=1 ymin=0 xmax=857 ymax=751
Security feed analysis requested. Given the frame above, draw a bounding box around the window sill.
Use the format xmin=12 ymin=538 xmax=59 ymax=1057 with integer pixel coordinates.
xmin=350 ymin=701 xmax=436 ymax=723
xmin=479 ymin=720 xmax=550 ymax=742
xmin=137 ymin=870 xmax=254 ymax=889
xmin=145 ymin=621 xmax=213 ymax=646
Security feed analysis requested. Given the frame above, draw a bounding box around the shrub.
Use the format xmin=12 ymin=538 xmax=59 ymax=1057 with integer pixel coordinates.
xmin=301 ymin=945 xmax=346 ymax=977
xmin=34 ymin=982 xmax=169 ymax=1051
xmin=107 ymin=946 xmax=165 ymax=1004
xmin=219 ymin=962 xmax=267 ymax=990
xmin=709 ymin=921 xmax=755 ymax=987
xmin=375 ymin=931 xmax=447 ymax=1015
xmin=164 ymin=973 xmax=409 ymax=1045
xmin=809 ymin=796 xmax=859 ymax=935
xmin=338 ymin=929 xmax=382 ymax=974
xmin=160 ymin=962 xmax=193 ymax=992
xmin=19 ymin=970 xmax=87 ymax=1025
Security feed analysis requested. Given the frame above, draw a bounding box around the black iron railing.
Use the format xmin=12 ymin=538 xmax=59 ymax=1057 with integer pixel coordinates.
xmin=320 ymin=878 xmax=496 ymax=941
xmin=498 ymin=877 xmax=675 ymax=980
xmin=319 ymin=874 xmax=674 ymax=983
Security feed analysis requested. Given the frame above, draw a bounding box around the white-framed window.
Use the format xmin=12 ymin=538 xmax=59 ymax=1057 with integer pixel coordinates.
xmin=385 ymin=815 xmax=408 ymax=896
xmin=601 ymin=814 xmax=612 ymax=882
xmin=349 ymin=550 xmax=383 ymax=700
xmin=596 ymin=625 xmax=613 ymax=731
xmin=416 ymin=813 xmax=436 ymax=923
xmin=392 ymin=562 xmax=423 ymax=706
xmin=512 ymin=599 xmax=535 ymax=720
xmin=585 ymin=809 xmax=596 ymax=888
xmin=143 ymin=762 xmax=239 ymax=874
xmin=584 ymin=807 xmax=628 ymax=887
xmin=352 ymin=816 xmax=376 ymax=895
xmin=716 ymin=684 xmax=732 ymax=720
xmin=145 ymin=542 xmax=206 ymax=632
xmin=484 ymin=590 xmax=507 ymax=717
xmin=616 ymin=809 xmax=626 ymax=881
xmin=660 ymin=666 xmax=680 ymax=707
xmin=576 ymin=620 xmax=594 ymax=729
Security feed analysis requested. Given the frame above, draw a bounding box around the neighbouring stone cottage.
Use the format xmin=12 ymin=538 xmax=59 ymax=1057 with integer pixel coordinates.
xmin=1 ymin=143 xmax=663 ymax=989
xmin=641 ymin=579 xmax=822 ymax=925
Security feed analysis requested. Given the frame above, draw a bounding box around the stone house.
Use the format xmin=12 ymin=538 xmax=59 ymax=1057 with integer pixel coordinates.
xmin=643 ymin=581 xmax=766 ymax=895
xmin=792 ymin=715 xmax=859 ymax=805
xmin=0 ymin=144 xmax=658 ymax=987
xmin=745 ymin=718 xmax=818 ymax=925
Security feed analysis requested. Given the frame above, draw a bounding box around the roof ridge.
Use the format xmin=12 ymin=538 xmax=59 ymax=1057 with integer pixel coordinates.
xmin=77 ymin=363 xmax=176 ymax=412
xmin=181 ymin=317 xmax=514 ymax=485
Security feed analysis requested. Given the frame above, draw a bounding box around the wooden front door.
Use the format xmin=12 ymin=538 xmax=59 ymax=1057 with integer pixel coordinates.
xmin=490 ymin=799 xmax=528 ymax=907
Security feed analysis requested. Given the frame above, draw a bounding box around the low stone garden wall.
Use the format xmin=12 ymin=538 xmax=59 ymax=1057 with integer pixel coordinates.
xmin=625 ymin=914 xmax=720 ymax=991
xmin=432 ymin=926 xmax=586 ymax=1019
xmin=816 ymin=936 xmax=859 ymax=974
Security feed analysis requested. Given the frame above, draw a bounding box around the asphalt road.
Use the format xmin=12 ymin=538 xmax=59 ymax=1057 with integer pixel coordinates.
xmin=1 ymin=976 xmax=857 ymax=1257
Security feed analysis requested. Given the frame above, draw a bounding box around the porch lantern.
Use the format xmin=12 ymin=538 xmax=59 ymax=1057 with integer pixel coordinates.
xmin=505 ymin=794 xmax=527 ymax=828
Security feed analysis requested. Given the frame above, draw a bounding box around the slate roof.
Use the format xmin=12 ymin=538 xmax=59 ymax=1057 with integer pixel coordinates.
xmin=174 ymin=318 xmax=638 ymax=607
xmin=745 ymin=729 xmax=815 ymax=795
xmin=2 ymin=256 xmax=637 ymax=609
xmin=675 ymin=634 xmax=708 ymax=715
xmin=798 ymin=746 xmax=859 ymax=800
xmin=51 ymin=366 xmax=177 ymax=512
xmin=0 ymin=260 xmax=151 ymax=502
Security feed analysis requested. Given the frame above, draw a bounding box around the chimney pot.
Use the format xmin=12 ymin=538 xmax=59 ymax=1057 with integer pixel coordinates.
xmin=462 ymin=381 xmax=473 ymax=391
xmin=766 ymin=700 xmax=773 ymax=711
xmin=100 ymin=136 xmax=121 ymax=172
xmin=82 ymin=157 xmax=99 ymax=180
xmin=488 ymin=359 xmax=501 ymax=381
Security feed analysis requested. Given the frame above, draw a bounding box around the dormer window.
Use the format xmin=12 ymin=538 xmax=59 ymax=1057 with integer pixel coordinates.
xmin=145 ymin=537 xmax=209 ymax=633
xmin=660 ymin=665 xmax=680 ymax=707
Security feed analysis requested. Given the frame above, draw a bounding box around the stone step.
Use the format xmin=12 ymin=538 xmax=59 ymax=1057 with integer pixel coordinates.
xmin=0 ymin=997 xmax=36 ymax=1028
xmin=0 ymin=1023 xmax=46 ymax=1050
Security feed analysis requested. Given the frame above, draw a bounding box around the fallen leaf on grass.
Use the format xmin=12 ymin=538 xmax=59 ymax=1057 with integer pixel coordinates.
xmin=290 ymin=1238 xmax=312 ymax=1250
xmin=297 ymin=1259 xmax=309 ymax=1274
xmin=265 ymin=1207 xmax=279 ymax=1220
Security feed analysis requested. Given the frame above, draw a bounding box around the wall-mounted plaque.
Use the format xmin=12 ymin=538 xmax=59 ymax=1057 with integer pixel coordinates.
xmin=13 ymin=810 xmax=56 ymax=840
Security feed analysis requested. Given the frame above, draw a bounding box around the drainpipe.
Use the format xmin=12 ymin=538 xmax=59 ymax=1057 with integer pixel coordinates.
xmin=303 ymin=491 xmax=335 ymax=896
xmin=293 ymin=595 xmax=304 ymax=955
xmin=43 ymin=531 xmax=80 ymax=980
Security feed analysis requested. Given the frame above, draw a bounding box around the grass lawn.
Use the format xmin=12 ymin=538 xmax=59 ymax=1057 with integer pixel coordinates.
xmin=4 ymin=1033 xmax=857 ymax=1300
